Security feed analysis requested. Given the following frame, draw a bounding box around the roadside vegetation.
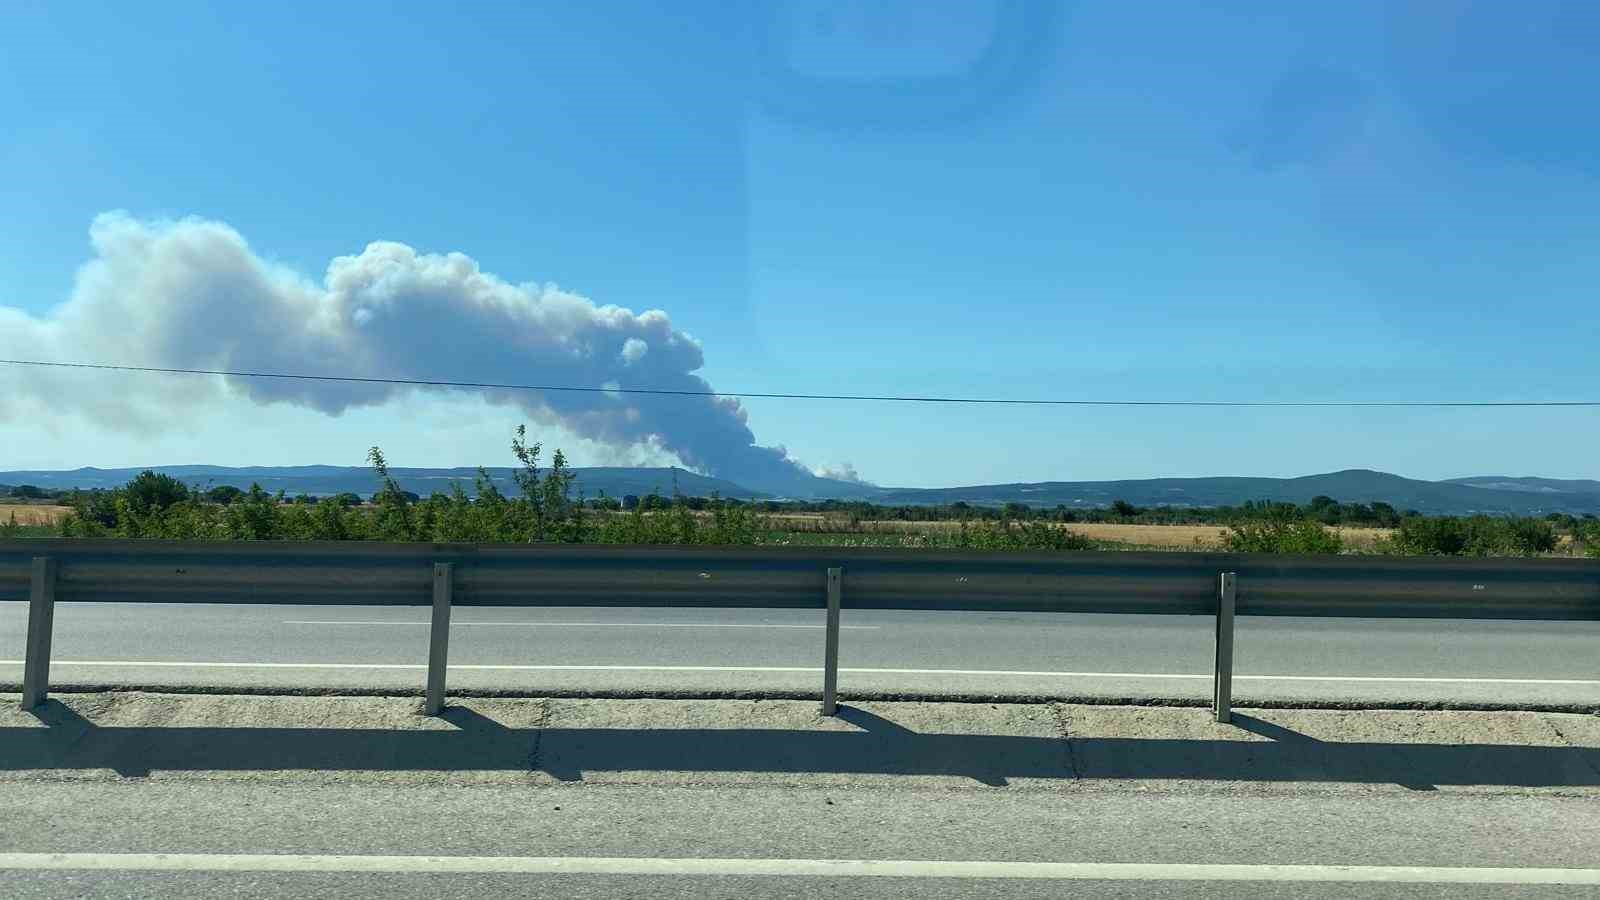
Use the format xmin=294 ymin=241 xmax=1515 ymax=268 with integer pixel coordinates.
xmin=4 ymin=430 xmax=1598 ymax=558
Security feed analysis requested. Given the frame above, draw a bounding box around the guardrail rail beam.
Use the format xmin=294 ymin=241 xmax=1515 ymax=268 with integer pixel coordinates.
xmin=2 ymin=541 xmax=1595 ymax=714
xmin=21 ymin=556 xmax=58 ymax=710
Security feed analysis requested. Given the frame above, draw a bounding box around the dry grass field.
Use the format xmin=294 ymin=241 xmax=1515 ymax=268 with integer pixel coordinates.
xmin=0 ymin=504 xmax=73 ymax=526
xmin=1059 ymin=522 xmax=1395 ymax=551
xmin=759 ymin=515 xmax=1396 ymax=550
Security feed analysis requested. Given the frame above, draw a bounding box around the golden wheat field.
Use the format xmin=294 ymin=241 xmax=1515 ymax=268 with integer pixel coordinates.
xmin=0 ymin=504 xmax=73 ymax=526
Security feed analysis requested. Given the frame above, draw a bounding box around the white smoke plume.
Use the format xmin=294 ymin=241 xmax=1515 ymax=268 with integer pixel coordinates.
xmin=0 ymin=213 xmax=815 ymax=489
xmin=813 ymin=462 xmax=872 ymax=485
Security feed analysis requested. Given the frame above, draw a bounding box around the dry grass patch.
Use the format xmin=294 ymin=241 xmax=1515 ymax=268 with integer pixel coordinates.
xmin=1329 ymin=526 xmax=1395 ymax=552
xmin=1062 ymin=523 xmax=1229 ymax=548
xmin=773 ymin=517 xmax=1396 ymax=550
xmin=0 ymin=504 xmax=71 ymax=526
xmin=1061 ymin=523 xmax=1393 ymax=550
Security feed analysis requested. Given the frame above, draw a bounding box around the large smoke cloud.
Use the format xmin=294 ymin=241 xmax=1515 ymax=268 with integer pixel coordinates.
xmin=0 ymin=213 xmax=812 ymax=488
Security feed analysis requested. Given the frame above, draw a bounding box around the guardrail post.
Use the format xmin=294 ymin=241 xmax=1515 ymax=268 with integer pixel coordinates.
xmin=21 ymin=557 xmax=58 ymax=710
xmin=821 ymin=567 xmax=843 ymax=716
xmin=1213 ymin=571 xmax=1236 ymax=724
xmin=424 ymin=563 xmax=453 ymax=716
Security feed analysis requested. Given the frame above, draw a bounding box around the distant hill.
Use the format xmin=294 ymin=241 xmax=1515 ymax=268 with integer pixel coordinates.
xmin=1443 ymin=476 xmax=1600 ymax=495
xmin=0 ymin=465 xmax=761 ymax=502
xmin=5 ymin=465 xmax=1599 ymax=515
xmin=870 ymin=469 xmax=1600 ymax=515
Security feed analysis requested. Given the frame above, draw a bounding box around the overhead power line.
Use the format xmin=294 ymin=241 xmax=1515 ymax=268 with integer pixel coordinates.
xmin=2 ymin=357 xmax=1597 ymax=408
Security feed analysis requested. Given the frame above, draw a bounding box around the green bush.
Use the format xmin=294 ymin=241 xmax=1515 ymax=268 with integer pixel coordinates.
xmin=124 ymin=471 xmax=191 ymax=516
xmin=953 ymin=520 xmax=1096 ymax=551
xmin=1505 ymin=517 xmax=1559 ymax=555
xmin=1223 ymin=516 xmax=1343 ymax=554
xmin=1577 ymin=521 xmax=1600 ymax=559
xmin=1390 ymin=516 xmax=1467 ymax=555
xmin=1391 ymin=515 xmax=1559 ymax=557
xmin=225 ymin=485 xmax=283 ymax=540
xmin=205 ymin=485 xmax=245 ymax=505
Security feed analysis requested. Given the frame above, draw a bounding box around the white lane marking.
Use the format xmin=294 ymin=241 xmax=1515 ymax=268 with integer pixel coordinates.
xmin=0 ymin=853 xmax=1595 ymax=883
xmin=283 ymin=621 xmax=879 ymax=630
xmin=2 ymin=660 xmax=1598 ymax=686
xmin=1244 ymin=674 xmax=1600 ymax=686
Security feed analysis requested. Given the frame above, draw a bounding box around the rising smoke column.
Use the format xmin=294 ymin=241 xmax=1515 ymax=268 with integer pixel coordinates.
xmin=0 ymin=212 xmax=811 ymax=487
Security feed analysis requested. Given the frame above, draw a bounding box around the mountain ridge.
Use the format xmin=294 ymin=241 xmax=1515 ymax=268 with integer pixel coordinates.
xmin=1442 ymin=475 xmax=1600 ymax=495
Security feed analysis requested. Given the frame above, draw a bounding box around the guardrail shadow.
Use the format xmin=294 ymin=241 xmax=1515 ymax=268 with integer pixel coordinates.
xmin=5 ymin=702 xmax=1598 ymax=790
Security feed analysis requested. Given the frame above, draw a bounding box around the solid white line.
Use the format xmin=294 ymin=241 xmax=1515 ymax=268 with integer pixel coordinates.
xmin=1234 ymin=674 xmax=1600 ymax=686
xmin=282 ymin=621 xmax=879 ymax=630
xmin=2 ymin=660 xmax=1597 ymax=686
xmin=0 ymin=853 xmax=1595 ymax=883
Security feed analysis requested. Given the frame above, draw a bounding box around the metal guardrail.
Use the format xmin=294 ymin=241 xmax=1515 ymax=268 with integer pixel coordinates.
xmin=4 ymin=540 xmax=1598 ymax=721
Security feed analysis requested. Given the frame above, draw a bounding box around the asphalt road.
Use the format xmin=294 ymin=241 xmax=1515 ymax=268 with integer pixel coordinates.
xmin=2 ymin=783 xmax=1598 ymax=898
xmin=4 ymin=602 xmax=1598 ymax=706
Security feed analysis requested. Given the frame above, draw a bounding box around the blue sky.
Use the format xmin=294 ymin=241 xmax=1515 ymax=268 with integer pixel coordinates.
xmin=3 ymin=0 xmax=1598 ymax=486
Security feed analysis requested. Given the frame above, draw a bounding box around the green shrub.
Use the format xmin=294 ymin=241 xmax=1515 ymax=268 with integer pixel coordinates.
xmin=704 ymin=495 xmax=760 ymax=545
xmin=1223 ymin=517 xmax=1343 ymax=554
xmin=66 ymin=490 xmax=119 ymax=532
xmin=224 ymin=485 xmax=282 ymax=540
xmin=1390 ymin=516 xmax=1467 ymax=555
xmin=124 ymin=471 xmax=191 ymax=516
xmin=1577 ymin=521 xmax=1600 ymax=559
xmin=1505 ymin=517 xmax=1559 ymax=555
xmin=953 ymin=520 xmax=1096 ymax=551
xmin=1391 ymin=515 xmax=1559 ymax=557
xmin=205 ymin=485 xmax=245 ymax=505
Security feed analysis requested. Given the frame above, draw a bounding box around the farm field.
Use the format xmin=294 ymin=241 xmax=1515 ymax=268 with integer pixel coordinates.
xmin=1066 ymin=522 xmax=1395 ymax=551
xmin=763 ymin=517 xmax=1396 ymax=551
xmin=0 ymin=504 xmax=72 ymax=526
xmin=4 ymin=499 xmax=1587 ymax=556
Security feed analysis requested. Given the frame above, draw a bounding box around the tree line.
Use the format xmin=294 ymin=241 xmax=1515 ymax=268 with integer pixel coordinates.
xmin=5 ymin=434 xmax=1598 ymax=558
xmin=20 ymin=429 xmax=1091 ymax=552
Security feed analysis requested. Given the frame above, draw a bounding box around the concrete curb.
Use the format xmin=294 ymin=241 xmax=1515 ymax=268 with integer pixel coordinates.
xmin=6 ymin=680 xmax=1598 ymax=716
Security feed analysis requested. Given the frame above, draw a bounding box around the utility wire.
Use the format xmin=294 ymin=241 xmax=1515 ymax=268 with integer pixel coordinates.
xmin=2 ymin=357 xmax=1597 ymax=408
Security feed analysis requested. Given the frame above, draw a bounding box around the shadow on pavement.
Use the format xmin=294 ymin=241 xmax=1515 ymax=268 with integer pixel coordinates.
xmin=4 ymin=701 xmax=1598 ymax=789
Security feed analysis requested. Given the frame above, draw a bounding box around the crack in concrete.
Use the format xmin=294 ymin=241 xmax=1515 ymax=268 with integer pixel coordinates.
xmin=527 ymin=697 xmax=552 ymax=775
xmin=1051 ymin=703 xmax=1082 ymax=781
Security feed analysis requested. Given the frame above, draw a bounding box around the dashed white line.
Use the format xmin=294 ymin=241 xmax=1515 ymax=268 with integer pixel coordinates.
xmin=0 ymin=853 xmax=1595 ymax=884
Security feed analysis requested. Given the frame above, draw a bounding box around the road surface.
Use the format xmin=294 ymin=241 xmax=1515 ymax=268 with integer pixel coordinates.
xmin=5 ymin=687 xmax=1598 ymax=898
xmin=2 ymin=782 xmax=1598 ymax=898
xmin=4 ymin=602 xmax=1597 ymax=706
